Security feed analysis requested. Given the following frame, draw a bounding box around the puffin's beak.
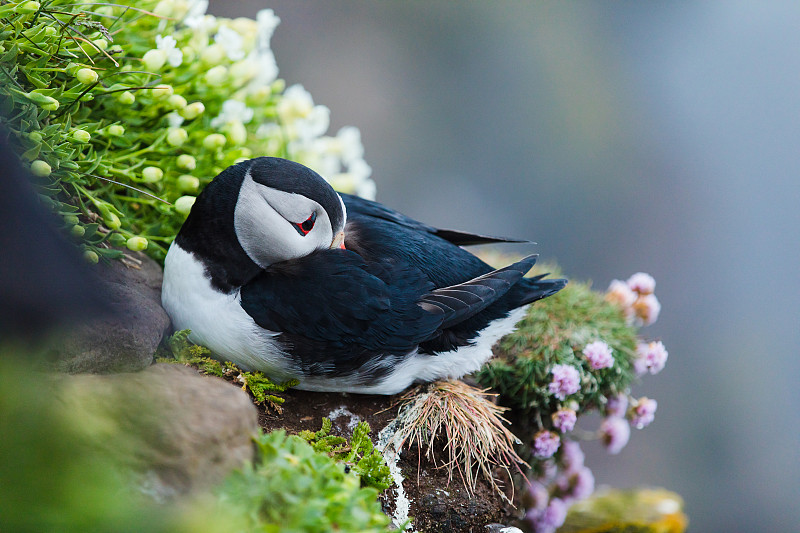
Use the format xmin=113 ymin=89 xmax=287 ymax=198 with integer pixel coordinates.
xmin=331 ymin=231 xmax=346 ymax=250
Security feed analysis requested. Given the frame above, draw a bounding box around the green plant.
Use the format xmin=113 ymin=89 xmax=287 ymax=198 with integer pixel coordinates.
xmin=300 ymin=417 xmax=393 ymax=491
xmin=218 ymin=430 xmax=392 ymax=533
xmin=157 ymin=329 xmax=298 ymax=412
xmin=1 ymin=0 xmax=374 ymax=263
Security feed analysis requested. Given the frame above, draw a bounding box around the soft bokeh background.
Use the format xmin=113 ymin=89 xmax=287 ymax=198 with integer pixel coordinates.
xmin=211 ymin=2 xmax=800 ymax=531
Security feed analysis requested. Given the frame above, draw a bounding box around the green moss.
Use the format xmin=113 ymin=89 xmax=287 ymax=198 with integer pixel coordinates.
xmin=301 ymin=418 xmax=393 ymax=491
xmin=476 ymin=278 xmax=638 ymax=417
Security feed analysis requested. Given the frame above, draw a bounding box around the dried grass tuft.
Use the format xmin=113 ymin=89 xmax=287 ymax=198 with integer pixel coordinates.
xmin=388 ymin=379 xmax=527 ymax=502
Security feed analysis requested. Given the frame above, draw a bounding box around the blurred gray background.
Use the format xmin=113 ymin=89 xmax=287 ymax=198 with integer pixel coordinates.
xmin=211 ymin=2 xmax=800 ymax=531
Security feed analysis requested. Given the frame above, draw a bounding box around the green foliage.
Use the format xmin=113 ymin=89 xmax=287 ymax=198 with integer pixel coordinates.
xmin=218 ymin=430 xmax=391 ymax=532
xmin=477 ymin=278 xmax=638 ymax=417
xmin=1 ymin=0 xmax=371 ymax=264
xmin=301 ymin=417 xmax=393 ymax=491
xmin=157 ymin=329 xmax=298 ymax=411
xmin=559 ymin=488 xmax=688 ymax=533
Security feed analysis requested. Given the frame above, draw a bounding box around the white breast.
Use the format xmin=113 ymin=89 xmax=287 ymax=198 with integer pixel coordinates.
xmin=161 ymin=242 xmax=298 ymax=379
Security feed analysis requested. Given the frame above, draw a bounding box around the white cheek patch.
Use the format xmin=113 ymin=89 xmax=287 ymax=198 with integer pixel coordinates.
xmin=234 ymin=172 xmax=335 ymax=266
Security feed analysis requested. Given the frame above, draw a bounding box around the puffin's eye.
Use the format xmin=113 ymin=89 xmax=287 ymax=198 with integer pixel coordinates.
xmin=293 ymin=212 xmax=317 ymax=236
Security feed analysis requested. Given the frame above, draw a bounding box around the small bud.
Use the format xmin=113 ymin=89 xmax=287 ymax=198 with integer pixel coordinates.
xmin=204 ymin=65 xmax=228 ymax=86
xmin=75 ymin=68 xmax=98 ymax=85
xmin=44 ymin=26 xmax=57 ymax=38
xmin=106 ymin=124 xmax=125 ymax=136
xmin=26 ymin=91 xmax=59 ymax=110
xmin=226 ymin=121 xmax=248 ymax=145
xmin=167 ymin=94 xmax=187 ymax=109
xmin=27 ymin=131 xmax=43 ymax=143
xmin=92 ymin=39 xmax=108 ymax=51
xmin=141 ymin=166 xmax=163 ymax=182
xmin=152 ymin=84 xmax=174 ymax=99
xmin=203 ymin=133 xmax=226 ymax=150
xmin=126 ymin=236 xmax=149 ymax=251
xmin=152 ymin=0 xmax=173 ymax=17
xmin=98 ymin=204 xmax=121 ymax=230
xmin=118 ymin=91 xmax=136 ymax=105
xmin=166 ymin=128 xmax=188 ymax=147
xmin=179 ymin=101 xmax=205 ymax=120
xmin=71 ymin=129 xmax=91 ymax=143
xmin=108 ymin=233 xmax=127 ymax=247
xmin=70 ymin=224 xmax=85 ymax=238
xmin=83 ymin=250 xmax=99 ymax=264
xmin=63 ymin=215 xmax=80 ymax=226
xmin=200 ymin=43 xmax=225 ymax=65
xmin=142 ymin=48 xmax=166 ymax=71
xmin=30 ymin=159 xmax=51 ymax=177
xmin=177 ymin=174 xmax=200 ymax=192
xmin=175 ymin=195 xmax=196 ymax=215
xmin=176 ymin=154 xmax=196 ymax=171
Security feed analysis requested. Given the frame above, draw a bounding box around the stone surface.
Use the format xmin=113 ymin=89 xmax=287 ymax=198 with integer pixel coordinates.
xmin=47 ymin=251 xmax=170 ymax=373
xmin=57 ymin=363 xmax=259 ymax=497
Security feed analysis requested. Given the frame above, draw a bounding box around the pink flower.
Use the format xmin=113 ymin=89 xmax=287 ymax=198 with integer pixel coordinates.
xmin=524 ymin=481 xmax=550 ymax=512
xmin=600 ymin=416 xmax=630 ymax=454
xmin=533 ymin=430 xmax=561 ymax=459
xmin=630 ymin=397 xmax=658 ymax=429
xmin=645 ymin=340 xmax=668 ymax=374
xmin=627 ymin=272 xmax=656 ymax=295
xmin=605 ymin=393 xmax=629 ymax=418
xmin=633 ymin=293 xmax=661 ymax=326
xmin=540 ymin=498 xmax=568 ymax=532
xmin=557 ymin=465 xmax=595 ymax=501
xmin=559 ymin=440 xmax=585 ymax=470
xmin=583 ymin=340 xmax=614 ymax=370
xmin=552 ymin=408 xmax=577 ymax=433
xmin=606 ymin=279 xmax=637 ymax=307
xmin=548 ymin=364 xmax=581 ymax=400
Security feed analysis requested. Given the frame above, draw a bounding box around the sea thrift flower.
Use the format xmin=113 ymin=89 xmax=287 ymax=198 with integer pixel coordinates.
xmin=551 ymin=409 xmax=577 ymax=433
xmin=155 ymin=34 xmax=183 ymax=67
xmin=548 ymin=364 xmax=581 ymax=400
xmin=600 ymin=417 xmax=630 ymax=455
xmin=633 ymin=293 xmax=661 ymax=326
xmin=533 ymin=430 xmax=561 ymax=459
xmin=558 ymin=466 xmax=595 ymax=501
xmin=635 ymin=341 xmax=668 ymax=375
xmin=627 ymin=272 xmax=656 ymax=295
xmin=605 ymin=393 xmax=629 ymax=418
xmin=528 ymin=497 xmax=568 ymax=533
xmin=583 ymin=340 xmax=614 ymax=370
xmin=559 ymin=440 xmax=585 ymax=470
xmin=630 ymin=397 xmax=658 ymax=429
xmin=605 ymin=279 xmax=637 ymax=308
xmin=524 ymin=481 xmax=550 ymax=512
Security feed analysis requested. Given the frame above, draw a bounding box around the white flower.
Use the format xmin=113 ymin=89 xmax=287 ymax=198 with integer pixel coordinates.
xmin=210 ymin=99 xmax=254 ymax=128
xmin=182 ymin=0 xmax=209 ymax=29
xmin=215 ymin=26 xmax=245 ymax=61
xmin=336 ymin=126 xmax=364 ymax=164
xmin=277 ymin=84 xmax=315 ymax=122
xmin=156 ymin=35 xmax=183 ymax=67
xmin=256 ymin=9 xmax=280 ymax=53
xmin=250 ymin=49 xmax=279 ymax=87
xmin=295 ymin=105 xmax=331 ymax=142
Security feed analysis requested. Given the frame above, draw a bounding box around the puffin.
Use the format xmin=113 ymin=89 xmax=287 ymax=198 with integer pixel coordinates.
xmin=161 ymin=157 xmax=566 ymax=394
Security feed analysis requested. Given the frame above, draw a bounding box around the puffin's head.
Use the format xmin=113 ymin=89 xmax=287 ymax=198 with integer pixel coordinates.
xmin=174 ymin=157 xmax=346 ymax=289
xmin=233 ymin=157 xmax=346 ymax=267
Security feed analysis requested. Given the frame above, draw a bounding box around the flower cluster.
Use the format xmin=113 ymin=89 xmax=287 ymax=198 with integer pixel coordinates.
xmin=1 ymin=0 xmax=374 ymax=263
xmin=606 ymin=272 xmax=661 ymax=326
xmin=476 ymin=270 xmax=670 ymax=530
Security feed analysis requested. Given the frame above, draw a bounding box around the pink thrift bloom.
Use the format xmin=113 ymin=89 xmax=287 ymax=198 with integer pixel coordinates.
xmin=559 ymin=439 xmax=585 ymax=470
xmin=524 ymin=481 xmax=550 ymax=512
xmin=557 ymin=465 xmax=595 ymax=501
xmin=583 ymin=340 xmax=614 ymax=370
xmin=605 ymin=279 xmax=637 ymax=307
xmin=549 ymin=364 xmax=581 ymax=400
xmin=645 ymin=340 xmax=668 ymax=374
xmin=533 ymin=430 xmax=561 ymax=459
xmin=633 ymin=293 xmax=661 ymax=326
xmin=605 ymin=393 xmax=629 ymax=418
xmin=630 ymin=397 xmax=658 ymax=429
xmin=627 ymin=272 xmax=656 ymax=295
xmin=600 ymin=416 xmax=630 ymax=454
xmin=552 ymin=408 xmax=577 ymax=433
xmin=539 ymin=498 xmax=568 ymax=533
xmin=633 ymin=342 xmax=651 ymax=376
